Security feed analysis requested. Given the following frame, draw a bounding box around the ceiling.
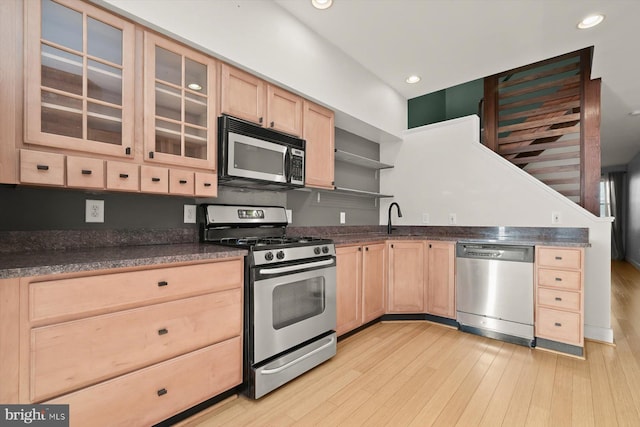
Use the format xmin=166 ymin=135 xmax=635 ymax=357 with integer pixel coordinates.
xmin=275 ymin=0 xmax=640 ymax=168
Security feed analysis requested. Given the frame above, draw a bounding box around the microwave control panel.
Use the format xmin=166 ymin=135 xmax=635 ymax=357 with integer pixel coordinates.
xmin=290 ymin=148 xmax=304 ymax=185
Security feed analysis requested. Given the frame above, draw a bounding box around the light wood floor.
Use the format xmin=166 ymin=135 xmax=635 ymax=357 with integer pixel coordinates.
xmin=185 ymin=260 xmax=640 ymax=426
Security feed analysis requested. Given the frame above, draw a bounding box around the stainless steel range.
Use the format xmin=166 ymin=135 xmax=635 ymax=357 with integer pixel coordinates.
xmin=201 ymin=204 xmax=337 ymax=399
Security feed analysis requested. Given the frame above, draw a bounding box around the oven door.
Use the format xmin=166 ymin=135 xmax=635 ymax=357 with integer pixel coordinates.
xmin=251 ymin=258 xmax=336 ymax=364
xmin=227 ymin=131 xmax=288 ymax=184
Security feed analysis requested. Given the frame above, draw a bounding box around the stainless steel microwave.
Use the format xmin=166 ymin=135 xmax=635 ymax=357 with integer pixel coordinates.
xmin=218 ymin=115 xmax=305 ymax=190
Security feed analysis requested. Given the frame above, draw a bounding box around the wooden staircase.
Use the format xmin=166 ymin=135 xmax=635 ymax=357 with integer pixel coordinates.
xmin=483 ymin=48 xmax=601 ymax=216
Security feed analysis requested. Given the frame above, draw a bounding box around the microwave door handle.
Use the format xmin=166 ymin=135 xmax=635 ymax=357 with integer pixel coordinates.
xmin=284 ymin=148 xmax=291 ymax=182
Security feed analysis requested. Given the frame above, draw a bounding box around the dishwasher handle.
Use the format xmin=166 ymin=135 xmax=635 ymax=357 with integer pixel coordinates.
xmin=456 ymin=243 xmax=534 ymax=263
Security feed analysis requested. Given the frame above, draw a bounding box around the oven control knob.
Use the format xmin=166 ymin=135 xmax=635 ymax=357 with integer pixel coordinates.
xmin=276 ymin=251 xmax=285 ymax=260
xmin=314 ymin=247 xmax=321 ymax=255
xmin=264 ymin=252 xmax=274 ymax=261
xmin=322 ymin=246 xmax=329 ymax=254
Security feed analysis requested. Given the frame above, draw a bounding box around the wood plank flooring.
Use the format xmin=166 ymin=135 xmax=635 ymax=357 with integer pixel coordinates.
xmin=184 ymin=260 xmax=640 ymax=426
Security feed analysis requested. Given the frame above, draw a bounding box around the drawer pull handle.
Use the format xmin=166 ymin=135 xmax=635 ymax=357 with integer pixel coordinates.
xmin=179 ymin=179 xmax=187 ymax=184
xmin=125 ymin=147 xmax=131 ymax=155
xmin=152 ymin=177 xmax=161 ymax=182
xmin=81 ymin=169 xmax=92 ymax=175
xmin=555 ymin=277 xmax=562 ymax=281
xmin=270 ymin=121 xmax=275 ymax=127
xmin=555 ymin=297 xmax=562 ymax=301
xmin=157 ymin=388 xmax=167 ymax=397
xmin=158 ymin=328 xmax=168 ymax=336
xmin=119 ymin=173 xmax=129 ymax=179
xmin=158 ymin=281 xmax=168 ymax=287
xmin=554 ymin=322 xmax=562 ymax=327
xmin=36 ymin=164 xmax=49 ymax=171
xmin=204 ymin=182 xmax=212 ymax=187
xmin=555 ymin=256 xmax=563 ymax=260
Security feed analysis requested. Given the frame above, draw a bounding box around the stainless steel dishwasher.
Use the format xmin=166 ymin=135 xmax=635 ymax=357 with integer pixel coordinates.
xmin=456 ymin=242 xmax=535 ymax=347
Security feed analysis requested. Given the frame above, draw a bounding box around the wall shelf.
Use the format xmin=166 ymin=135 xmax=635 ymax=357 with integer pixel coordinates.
xmin=334 ymin=149 xmax=393 ymax=170
xmin=333 ymin=186 xmax=393 ymax=198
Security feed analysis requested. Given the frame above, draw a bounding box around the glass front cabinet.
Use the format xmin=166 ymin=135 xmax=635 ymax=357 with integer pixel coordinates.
xmin=143 ymin=32 xmax=217 ymax=170
xmin=25 ymin=0 xmax=135 ymax=157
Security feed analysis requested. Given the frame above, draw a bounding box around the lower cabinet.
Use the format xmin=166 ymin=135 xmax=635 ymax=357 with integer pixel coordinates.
xmin=535 ymin=246 xmax=585 ymax=351
xmin=336 ymin=242 xmax=386 ymax=336
xmin=13 ymin=258 xmax=244 ymax=426
xmin=425 ymin=241 xmax=456 ymax=319
xmin=387 ymin=241 xmax=425 ymax=313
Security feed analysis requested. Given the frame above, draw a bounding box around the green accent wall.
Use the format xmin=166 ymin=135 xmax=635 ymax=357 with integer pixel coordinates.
xmin=408 ymin=78 xmax=484 ymax=129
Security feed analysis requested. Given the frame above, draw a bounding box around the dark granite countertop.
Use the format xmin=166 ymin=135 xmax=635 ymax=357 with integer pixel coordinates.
xmin=288 ymin=225 xmax=590 ymax=248
xmin=0 ymin=243 xmax=246 ymax=280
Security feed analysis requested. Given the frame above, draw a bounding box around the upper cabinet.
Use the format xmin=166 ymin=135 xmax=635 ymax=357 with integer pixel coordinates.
xmin=143 ymin=32 xmax=217 ymax=170
xmin=220 ymin=63 xmax=303 ymax=137
xmin=303 ymin=101 xmax=335 ymax=190
xmin=25 ymin=0 xmax=135 ymax=158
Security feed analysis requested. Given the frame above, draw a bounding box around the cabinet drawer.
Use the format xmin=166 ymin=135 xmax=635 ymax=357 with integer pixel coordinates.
xmin=45 ymin=337 xmax=242 ymax=427
xmin=536 ymin=307 xmax=582 ymax=345
xmin=29 ymin=260 xmax=243 ymax=324
xmin=141 ymin=165 xmax=169 ymax=193
xmin=19 ymin=150 xmax=64 ymax=186
xmin=537 ymin=288 xmax=581 ymax=311
xmin=537 ymin=268 xmax=581 ymax=291
xmin=66 ymin=156 xmax=105 ymax=189
xmin=106 ymin=161 xmax=139 ymax=192
xmin=169 ymin=169 xmax=195 ymax=196
xmin=195 ymin=172 xmax=217 ymax=197
xmin=537 ymin=247 xmax=582 ymax=269
xmin=31 ymin=290 xmax=242 ymax=401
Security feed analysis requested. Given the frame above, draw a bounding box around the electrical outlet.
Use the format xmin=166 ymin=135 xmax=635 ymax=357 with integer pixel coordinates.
xmin=340 ymin=212 xmax=346 ymax=224
xmin=422 ymin=213 xmax=430 ymax=224
xmin=448 ymin=213 xmax=457 ymax=225
xmin=552 ymin=211 xmax=561 ymax=224
xmin=184 ymin=204 xmax=196 ymax=224
xmin=85 ymin=199 xmax=104 ymax=223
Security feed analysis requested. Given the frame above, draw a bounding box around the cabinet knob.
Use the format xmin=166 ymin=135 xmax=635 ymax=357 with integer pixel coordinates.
xmin=555 ymin=277 xmax=562 ymax=281
xmin=158 ymin=281 xmax=168 ymax=287
xmin=555 ymin=256 xmax=563 ymax=260
xmin=259 ymin=117 xmax=263 ymax=124
xmin=429 ymin=244 xmax=432 ymax=248
xmin=391 ymin=244 xmax=394 ymax=249
xmin=158 ymin=328 xmax=169 ymax=336
xmin=36 ymin=164 xmax=49 ymax=171
xmin=270 ymin=121 xmax=275 ymax=127
xmin=81 ymin=169 xmax=92 ymax=175
xmin=555 ymin=297 xmax=562 ymax=301
xmin=157 ymin=388 xmax=168 ymax=397
xmin=149 ymin=151 xmax=155 ymax=159
xmin=365 ymin=247 xmax=369 ymax=251
xmin=554 ymin=322 xmax=562 ymax=327
xmin=358 ymin=247 xmax=362 ymax=251
xmin=125 ymin=147 xmax=131 ymax=155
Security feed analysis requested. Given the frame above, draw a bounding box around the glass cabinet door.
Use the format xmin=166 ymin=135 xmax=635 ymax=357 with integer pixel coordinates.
xmin=144 ymin=32 xmax=217 ymax=170
xmin=25 ymin=0 xmax=135 ymax=157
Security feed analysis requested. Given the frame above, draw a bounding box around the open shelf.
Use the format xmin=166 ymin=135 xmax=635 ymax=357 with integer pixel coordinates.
xmin=334 ymin=149 xmax=393 ymax=170
xmin=333 ymin=186 xmax=394 ymax=198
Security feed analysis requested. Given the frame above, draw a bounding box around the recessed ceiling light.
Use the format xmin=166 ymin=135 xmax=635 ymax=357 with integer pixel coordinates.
xmin=187 ymin=83 xmax=203 ymax=91
xmin=311 ymin=0 xmax=333 ymax=10
xmin=577 ymin=14 xmax=604 ymax=29
xmin=405 ymin=75 xmax=421 ymax=84
xmin=630 ymin=110 xmax=640 ymax=116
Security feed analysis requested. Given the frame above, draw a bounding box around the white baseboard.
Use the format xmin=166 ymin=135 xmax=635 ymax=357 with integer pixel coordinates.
xmin=584 ymin=324 xmax=614 ymax=344
xmin=626 ymin=257 xmax=640 ymax=271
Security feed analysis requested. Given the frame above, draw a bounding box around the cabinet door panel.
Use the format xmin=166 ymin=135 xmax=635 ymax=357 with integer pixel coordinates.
xmin=362 ymin=243 xmax=386 ymax=323
xmin=303 ymin=101 xmax=334 ymax=189
xmin=336 ymin=246 xmax=362 ymax=335
xmin=387 ymin=242 xmax=425 ymax=313
xmin=426 ymin=241 xmax=456 ymax=318
xmin=266 ymin=85 xmax=302 ymax=137
xmin=220 ymin=63 xmax=265 ymax=125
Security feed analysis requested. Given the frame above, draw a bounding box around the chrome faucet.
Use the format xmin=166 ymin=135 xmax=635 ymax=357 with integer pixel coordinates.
xmin=387 ymin=202 xmax=403 ymax=234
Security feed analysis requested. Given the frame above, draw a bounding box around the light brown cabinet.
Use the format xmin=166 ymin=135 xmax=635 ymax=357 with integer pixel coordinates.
xmin=143 ymin=32 xmax=217 ymax=170
xmin=303 ymin=101 xmax=335 ymax=189
xmin=220 ymin=63 xmax=303 ymax=137
xmin=9 ymin=259 xmax=244 ymax=426
xmin=425 ymin=241 xmax=456 ymax=319
xmin=336 ymin=242 xmax=386 ymax=336
xmin=24 ymin=0 xmax=135 ymax=158
xmin=535 ymin=246 xmax=584 ymax=348
xmin=387 ymin=241 xmax=425 ymax=313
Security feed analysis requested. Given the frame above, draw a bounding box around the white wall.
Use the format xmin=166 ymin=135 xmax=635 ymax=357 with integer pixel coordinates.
xmin=95 ymin=0 xmax=405 ymax=143
xmin=627 ymin=152 xmax=640 ymax=269
xmin=380 ymin=116 xmax=614 ymax=343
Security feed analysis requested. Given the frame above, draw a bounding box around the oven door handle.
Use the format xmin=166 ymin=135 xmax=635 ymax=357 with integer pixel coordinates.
xmin=261 ymin=335 xmax=336 ymax=375
xmin=258 ymin=258 xmax=334 ymax=275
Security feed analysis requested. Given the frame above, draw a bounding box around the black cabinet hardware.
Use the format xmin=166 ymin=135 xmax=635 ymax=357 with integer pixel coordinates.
xmin=157 ymin=388 xmax=167 ymax=396
xmin=36 ymin=164 xmax=49 ymax=171
xmin=152 ymin=177 xmax=161 ymax=182
xmin=157 ymin=281 xmax=168 ymax=287
xmin=158 ymin=328 xmax=168 ymax=336
xmin=119 ymin=173 xmax=129 ymax=179
xmin=81 ymin=169 xmax=92 ymax=175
